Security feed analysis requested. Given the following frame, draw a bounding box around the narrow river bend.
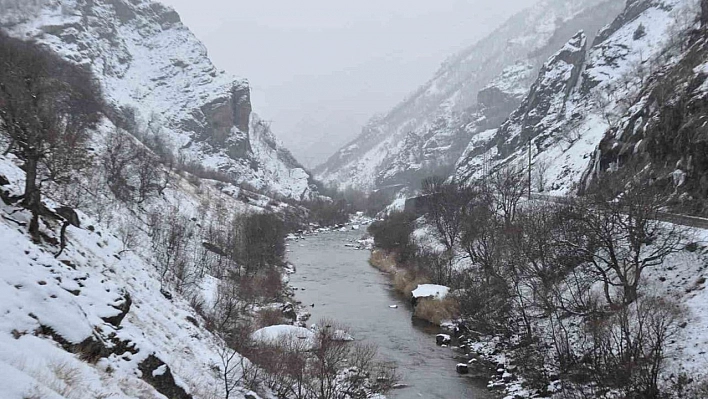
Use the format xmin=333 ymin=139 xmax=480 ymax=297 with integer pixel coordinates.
xmin=288 ymin=229 xmax=491 ymax=399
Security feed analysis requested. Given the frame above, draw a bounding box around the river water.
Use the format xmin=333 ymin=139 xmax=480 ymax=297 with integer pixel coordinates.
xmin=287 ymin=229 xmax=491 ymax=399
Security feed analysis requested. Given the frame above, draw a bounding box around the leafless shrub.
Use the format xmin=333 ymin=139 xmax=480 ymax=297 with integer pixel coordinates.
xmin=177 ymin=159 xmax=233 ymax=184
xmin=560 ymin=125 xmax=582 ymax=150
xmin=533 ymin=157 xmax=551 ymax=192
xmin=487 ymin=164 xmax=527 ymax=225
xmin=256 ymin=308 xmax=287 ymax=329
xmin=579 ymin=297 xmax=685 ymax=398
xmin=665 ymin=0 xmax=701 ymax=52
xmin=421 ymin=177 xmax=479 ymax=283
xmin=367 ymin=211 xmax=418 ymax=263
xmin=148 ymin=205 xmax=197 ymax=291
xmin=242 ymin=319 xmax=398 ymax=399
xmin=230 ymin=213 xmax=286 ymax=276
xmin=456 ymin=272 xmax=513 ymax=335
xmin=102 ymin=131 xmax=167 ymax=204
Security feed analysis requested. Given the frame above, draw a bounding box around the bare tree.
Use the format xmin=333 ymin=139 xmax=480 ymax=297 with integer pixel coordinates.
xmin=533 ymin=157 xmax=551 ymax=192
xmin=487 ymin=164 xmax=526 ymax=225
xmin=0 ymin=33 xmax=103 ymax=239
xmin=562 ymin=183 xmax=684 ymax=306
xmin=230 ymin=213 xmax=286 ymax=276
xmin=148 ymin=205 xmax=196 ymax=291
xmin=421 ymin=176 xmax=478 ymax=283
xmin=580 ymin=296 xmax=684 ymax=397
xmin=217 ymin=345 xmax=242 ymax=399
xmin=103 ymin=131 xmax=167 ymax=204
xmin=421 ymin=177 xmax=477 ymax=253
xmin=560 ymin=124 xmax=582 ymax=150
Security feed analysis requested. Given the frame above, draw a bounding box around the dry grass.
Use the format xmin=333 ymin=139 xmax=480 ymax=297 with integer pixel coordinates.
xmin=369 ymin=249 xmax=397 ymax=273
xmin=370 ymin=250 xmax=432 ymax=297
xmin=413 ymin=297 xmax=460 ymax=326
xmin=392 ymin=271 xmax=429 ymax=297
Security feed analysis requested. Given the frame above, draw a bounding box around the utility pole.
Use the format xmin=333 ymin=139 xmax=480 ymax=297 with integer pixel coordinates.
xmin=528 ymin=138 xmax=532 ymax=199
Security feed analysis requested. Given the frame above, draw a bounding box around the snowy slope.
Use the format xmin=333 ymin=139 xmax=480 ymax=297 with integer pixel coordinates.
xmin=0 ymin=0 xmax=314 ymax=200
xmin=315 ymin=0 xmax=624 ymax=192
xmin=581 ymin=0 xmax=708 ymax=215
xmin=455 ymin=0 xmax=695 ymax=196
xmin=0 ymin=150 xmax=261 ymax=399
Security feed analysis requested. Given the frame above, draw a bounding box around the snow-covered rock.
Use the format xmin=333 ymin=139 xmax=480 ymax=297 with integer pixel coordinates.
xmin=581 ymin=0 xmax=708 ymax=212
xmin=455 ymin=0 xmax=690 ymax=195
xmin=0 ymin=0 xmax=314 ymax=200
xmin=412 ymin=284 xmax=450 ymax=300
xmin=251 ymin=325 xmax=317 ymax=350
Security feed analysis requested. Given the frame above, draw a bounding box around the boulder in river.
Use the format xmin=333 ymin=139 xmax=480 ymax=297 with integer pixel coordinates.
xmin=436 ymin=334 xmax=451 ymax=346
xmin=456 ymin=363 xmax=469 ymax=374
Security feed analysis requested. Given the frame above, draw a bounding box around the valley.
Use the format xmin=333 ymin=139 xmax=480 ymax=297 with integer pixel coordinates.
xmin=1 ymin=0 xmax=708 ymax=398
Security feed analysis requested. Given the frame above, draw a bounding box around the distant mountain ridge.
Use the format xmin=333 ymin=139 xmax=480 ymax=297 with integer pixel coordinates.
xmin=454 ymin=0 xmax=693 ymax=197
xmin=315 ymin=0 xmax=624 ymax=192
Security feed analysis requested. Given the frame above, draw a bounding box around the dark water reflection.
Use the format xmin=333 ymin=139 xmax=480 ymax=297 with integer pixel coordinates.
xmin=288 ymin=230 xmax=491 ymax=399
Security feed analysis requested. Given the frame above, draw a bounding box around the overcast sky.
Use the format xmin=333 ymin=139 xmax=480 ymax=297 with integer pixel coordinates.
xmin=158 ymin=0 xmax=537 ymax=168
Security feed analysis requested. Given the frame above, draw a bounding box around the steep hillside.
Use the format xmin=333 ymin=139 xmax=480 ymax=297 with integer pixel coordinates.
xmin=0 ymin=0 xmax=314 ymax=200
xmin=0 ymin=1 xmax=318 ymax=398
xmin=582 ymin=0 xmax=708 ymax=216
xmin=455 ymin=0 xmax=699 ymax=196
xmin=0 ymin=142 xmax=264 ymax=398
xmin=315 ymin=0 xmax=624 ymax=192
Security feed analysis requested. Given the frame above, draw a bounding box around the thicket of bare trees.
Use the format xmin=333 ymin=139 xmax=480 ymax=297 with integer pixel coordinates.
xmin=370 ymin=165 xmax=688 ymax=397
xmin=228 ymin=320 xmax=398 ymax=399
xmin=0 ymin=32 xmax=104 ymax=239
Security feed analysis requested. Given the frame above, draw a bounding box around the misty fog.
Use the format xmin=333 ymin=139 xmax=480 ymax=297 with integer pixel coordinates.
xmin=158 ymin=0 xmax=538 ymax=168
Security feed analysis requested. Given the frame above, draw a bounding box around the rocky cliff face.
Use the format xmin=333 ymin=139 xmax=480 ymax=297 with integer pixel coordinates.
xmin=0 ymin=0 xmax=313 ymax=200
xmin=455 ymin=0 xmax=691 ymax=195
xmin=316 ymin=0 xmax=624 ymax=192
xmin=456 ymin=31 xmax=588 ymax=182
xmin=582 ymin=0 xmax=708 ymax=215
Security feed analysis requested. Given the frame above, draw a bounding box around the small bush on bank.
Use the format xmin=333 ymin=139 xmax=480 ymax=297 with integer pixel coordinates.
xmin=256 ymin=308 xmax=287 ymax=329
xmin=368 ymin=211 xmax=417 ymax=263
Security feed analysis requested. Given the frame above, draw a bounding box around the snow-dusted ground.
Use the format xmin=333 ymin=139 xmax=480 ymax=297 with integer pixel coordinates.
xmin=0 ymin=152 xmax=263 ymax=399
xmin=251 ymin=325 xmax=317 ymax=350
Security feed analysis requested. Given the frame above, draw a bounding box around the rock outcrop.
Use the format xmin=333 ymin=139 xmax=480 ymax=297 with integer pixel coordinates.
xmin=455 ymin=0 xmax=687 ymax=195
xmin=0 ymin=0 xmax=313 ymax=200
xmin=582 ymin=11 xmax=708 ymax=214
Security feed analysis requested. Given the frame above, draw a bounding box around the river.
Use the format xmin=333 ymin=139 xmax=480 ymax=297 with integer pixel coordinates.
xmin=287 ymin=229 xmax=491 ymax=399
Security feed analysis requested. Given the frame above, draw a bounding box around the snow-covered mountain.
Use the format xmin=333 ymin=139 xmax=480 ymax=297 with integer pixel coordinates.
xmin=455 ymin=0 xmax=699 ymax=197
xmin=582 ymin=0 xmax=708 ymax=214
xmin=0 ymin=0 xmax=314 ymax=200
xmin=0 ymin=1 xmax=318 ymax=398
xmin=315 ymin=0 xmax=624 ymax=192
